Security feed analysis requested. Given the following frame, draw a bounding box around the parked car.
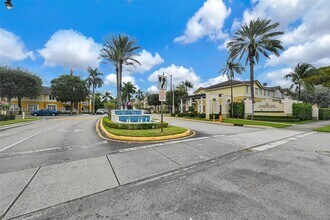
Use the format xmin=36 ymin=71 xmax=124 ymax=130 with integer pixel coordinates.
xmin=31 ymin=109 xmax=60 ymax=116
xmin=96 ymin=109 xmax=108 ymax=114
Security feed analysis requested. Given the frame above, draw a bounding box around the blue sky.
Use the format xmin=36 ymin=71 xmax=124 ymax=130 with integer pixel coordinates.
xmin=1 ymin=0 xmax=329 ymax=95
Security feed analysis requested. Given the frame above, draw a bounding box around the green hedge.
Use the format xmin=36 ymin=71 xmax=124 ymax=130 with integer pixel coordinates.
xmin=292 ymin=103 xmax=312 ymax=120
xmin=0 ymin=114 xmax=16 ymax=121
xmin=170 ymin=113 xmax=176 ymax=117
xmin=247 ymin=115 xmax=300 ymax=122
xmin=229 ymin=102 xmax=244 ymax=118
xmin=103 ymin=117 xmax=168 ymax=130
xmin=319 ymin=108 xmax=330 ymax=120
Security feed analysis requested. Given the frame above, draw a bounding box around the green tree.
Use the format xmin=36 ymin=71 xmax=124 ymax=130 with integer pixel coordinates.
xmin=100 ymin=34 xmax=141 ymax=109
xmin=219 ymin=59 xmax=245 ymax=117
xmin=135 ymin=89 xmax=144 ymax=101
xmin=304 ymin=66 xmax=330 ymax=87
xmin=227 ymin=18 xmax=284 ymax=119
xmin=181 ymin=80 xmax=193 ymax=93
xmin=0 ymin=66 xmax=17 ymax=104
xmin=94 ymin=92 xmax=105 ymax=111
xmin=102 ymin=91 xmax=113 ymax=102
xmin=300 ymin=85 xmax=330 ymax=108
xmin=122 ymin=81 xmax=137 ymax=104
xmin=86 ymin=67 xmax=103 ymax=114
xmin=51 ymin=73 xmax=89 ymax=114
xmin=147 ymin=94 xmax=161 ymax=106
xmin=284 ymin=63 xmax=316 ymax=101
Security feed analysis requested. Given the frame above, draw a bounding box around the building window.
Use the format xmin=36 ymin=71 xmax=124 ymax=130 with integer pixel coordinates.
xmin=28 ymin=104 xmax=39 ymax=111
xmin=245 ymin=86 xmax=249 ymax=94
xmin=267 ymin=91 xmax=270 ymax=96
xmin=255 ymin=88 xmax=258 ymax=95
xmin=47 ymin=104 xmax=57 ymax=110
xmin=259 ymin=89 xmax=262 ymax=95
xmin=49 ymin=95 xmax=55 ymax=100
xmin=264 ymin=90 xmax=266 ymax=96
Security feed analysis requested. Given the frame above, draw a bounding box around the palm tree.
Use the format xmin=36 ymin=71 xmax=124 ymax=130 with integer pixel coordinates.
xmin=102 ymin=91 xmax=113 ymax=102
xmin=122 ymin=81 xmax=137 ymax=104
xmin=284 ymin=63 xmax=316 ymax=100
xmin=227 ymin=18 xmax=284 ymax=119
xmin=219 ymin=59 xmax=245 ymax=117
xmin=181 ymin=80 xmax=193 ymax=93
xmin=100 ymin=34 xmax=141 ymax=109
xmin=86 ymin=67 xmax=103 ymax=114
xmin=135 ymin=89 xmax=144 ymax=101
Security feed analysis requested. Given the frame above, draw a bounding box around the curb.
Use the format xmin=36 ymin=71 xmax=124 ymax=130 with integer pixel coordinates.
xmin=97 ymin=118 xmax=194 ymax=143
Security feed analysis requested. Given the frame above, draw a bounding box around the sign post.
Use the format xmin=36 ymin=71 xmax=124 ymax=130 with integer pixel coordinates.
xmin=158 ymin=73 xmax=167 ymax=132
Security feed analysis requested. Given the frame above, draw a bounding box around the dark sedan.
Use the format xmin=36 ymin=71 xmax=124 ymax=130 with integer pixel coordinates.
xmin=31 ymin=109 xmax=60 ymax=116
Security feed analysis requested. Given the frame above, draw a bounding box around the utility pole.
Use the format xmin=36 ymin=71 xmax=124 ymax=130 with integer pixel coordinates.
xmin=172 ymin=84 xmax=175 ymax=113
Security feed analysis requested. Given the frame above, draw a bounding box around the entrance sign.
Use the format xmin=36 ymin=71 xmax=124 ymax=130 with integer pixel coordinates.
xmin=158 ymin=75 xmax=167 ymax=90
xmin=159 ymin=90 xmax=166 ymax=102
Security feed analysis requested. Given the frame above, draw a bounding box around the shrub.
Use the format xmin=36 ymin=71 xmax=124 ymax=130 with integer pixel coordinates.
xmin=292 ymin=103 xmax=312 ymax=120
xmin=247 ymin=115 xmax=300 ymax=122
xmin=188 ymin=106 xmax=195 ymax=112
xmin=103 ymin=117 xmax=168 ymax=130
xmin=319 ymin=108 xmax=330 ymax=120
xmin=229 ymin=102 xmax=244 ymax=118
xmin=0 ymin=114 xmax=15 ymax=121
xmin=197 ymin=113 xmax=206 ymax=118
xmin=170 ymin=113 xmax=176 ymax=117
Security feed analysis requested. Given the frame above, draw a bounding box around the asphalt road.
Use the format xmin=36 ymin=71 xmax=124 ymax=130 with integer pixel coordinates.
xmin=0 ymin=115 xmax=144 ymax=173
xmin=0 ymin=114 xmax=263 ymax=174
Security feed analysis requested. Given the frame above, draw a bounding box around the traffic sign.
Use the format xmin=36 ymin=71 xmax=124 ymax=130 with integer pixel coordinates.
xmin=158 ymin=75 xmax=167 ymax=90
xmin=159 ymin=90 xmax=166 ymax=102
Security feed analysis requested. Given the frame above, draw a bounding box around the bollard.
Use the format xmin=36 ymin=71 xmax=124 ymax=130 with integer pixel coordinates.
xmin=22 ymin=112 xmax=25 ymax=120
xmin=219 ymin=115 xmax=222 ymax=123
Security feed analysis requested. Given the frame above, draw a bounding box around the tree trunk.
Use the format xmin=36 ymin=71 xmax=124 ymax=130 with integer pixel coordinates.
xmin=92 ymin=85 xmax=96 ymax=114
xmin=298 ymin=84 xmax=301 ymax=101
xmin=116 ymin=64 xmax=121 ymax=109
xmin=249 ymin=60 xmax=255 ymax=120
xmin=18 ymin=97 xmax=22 ymax=114
xmin=230 ymin=77 xmax=234 ymax=118
xmin=119 ymin=61 xmax=123 ymax=109
xmin=70 ymin=102 xmax=74 ymax=115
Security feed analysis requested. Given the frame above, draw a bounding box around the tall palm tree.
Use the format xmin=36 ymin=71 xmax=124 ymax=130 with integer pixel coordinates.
xmin=100 ymin=34 xmax=141 ymax=109
xmin=122 ymin=81 xmax=137 ymax=104
xmin=135 ymin=89 xmax=144 ymax=101
xmin=284 ymin=63 xmax=316 ymax=100
xmin=86 ymin=67 xmax=103 ymax=114
xmin=227 ymin=18 xmax=284 ymax=119
xmin=219 ymin=59 xmax=245 ymax=117
xmin=181 ymin=80 xmax=193 ymax=93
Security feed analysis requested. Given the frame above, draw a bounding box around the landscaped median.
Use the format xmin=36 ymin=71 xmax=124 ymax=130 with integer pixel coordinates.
xmin=314 ymin=125 xmax=330 ymax=132
xmin=98 ymin=117 xmax=193 ymax=142
xmin=0 ymin=118 xmax=39 ymax=126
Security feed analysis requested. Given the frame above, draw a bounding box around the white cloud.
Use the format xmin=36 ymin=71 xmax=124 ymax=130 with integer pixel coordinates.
xmin=234 ymin=0 xmax=330 ymax=68
xmin=267 ymin=35 xmax=330 ymax=67
xmin=174 ymin=0 xmax=231 ymax=44
xmin=260 ymin=68 xmax=293 ymax=88
xmin=105 ymin=73 xmax=137 ymax=86
xmin=124 ymin=50 xmax=164 ymax=74
xmin=146 ymin=86 xmax=159 ymax=94
xmin=38 ymin=29 xmax=102 ymax=71
xmin=0 ymin=28 xmax=35 ymax=63
xmin=148 ymin=64 xmax=235 ymax=94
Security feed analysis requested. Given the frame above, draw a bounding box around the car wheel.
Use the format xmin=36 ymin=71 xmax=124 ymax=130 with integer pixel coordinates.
xmin=51 ymin=113 xmax=56 ymax=116
xmin=33 ymin=113 xmax=38 ymax=116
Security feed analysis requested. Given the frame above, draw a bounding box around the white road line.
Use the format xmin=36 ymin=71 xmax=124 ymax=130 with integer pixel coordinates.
xmin=0 ymin=125 xmax=60 ymax=153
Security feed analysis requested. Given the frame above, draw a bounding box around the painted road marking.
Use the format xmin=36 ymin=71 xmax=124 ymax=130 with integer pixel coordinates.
xmin=253 ymin=131 xmax=315 ymax=152
xmin=0 ymin=125 xmax=60 ymax=153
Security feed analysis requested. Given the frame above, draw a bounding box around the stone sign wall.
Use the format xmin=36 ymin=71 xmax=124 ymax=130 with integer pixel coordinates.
xmin=254 ymin=100 xmax=284 ymax=112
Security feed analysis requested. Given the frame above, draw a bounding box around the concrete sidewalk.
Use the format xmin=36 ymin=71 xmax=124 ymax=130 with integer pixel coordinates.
xmin=0 ymin=128 xmax=309 ymax=219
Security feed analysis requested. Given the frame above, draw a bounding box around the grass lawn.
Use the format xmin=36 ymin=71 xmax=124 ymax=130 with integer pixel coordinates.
xmin=103 ymin=125 xmax=188 ymax=137
xmin=222 ymin=118 xmax=290 ymax=128
xmin=0 ymin=118 xmax=39 ymax=126
xmin=314 ymin=125 xmax=330 ymax=132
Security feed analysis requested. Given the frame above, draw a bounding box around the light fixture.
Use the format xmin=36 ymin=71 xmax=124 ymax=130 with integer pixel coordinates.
xmin=4 ymin=0 xmax=13 ymax=9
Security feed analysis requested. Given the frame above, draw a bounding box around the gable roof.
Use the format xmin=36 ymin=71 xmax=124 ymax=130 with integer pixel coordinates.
xmin=194 ymin=80 xmax=264 ymax=94
xmin=41 ymin=86 xmax=51 ymax=94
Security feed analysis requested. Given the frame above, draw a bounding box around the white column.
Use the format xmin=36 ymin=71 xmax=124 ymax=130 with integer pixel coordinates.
xmin=205 ymin=93 xmax=210 ymax=119
xmin=244 ymin=99 xmax=253 ymax=118
xmin=200 ymin=97 xmax=203 ymax=113
xmin=180 ymin=99 xmax=183 ymax=113
xmin=189 ymin=98 xmax=192 ymax=107
xmin=312 ymin=105 xmax=319 ymax=120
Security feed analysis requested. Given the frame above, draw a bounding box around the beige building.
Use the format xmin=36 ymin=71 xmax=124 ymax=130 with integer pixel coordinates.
xmin=180 ymin=80 xmax=287 ymax=118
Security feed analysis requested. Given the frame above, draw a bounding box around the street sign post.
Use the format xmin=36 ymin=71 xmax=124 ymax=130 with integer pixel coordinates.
xmin=158 ymin=74 xmax=167 ymax=132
